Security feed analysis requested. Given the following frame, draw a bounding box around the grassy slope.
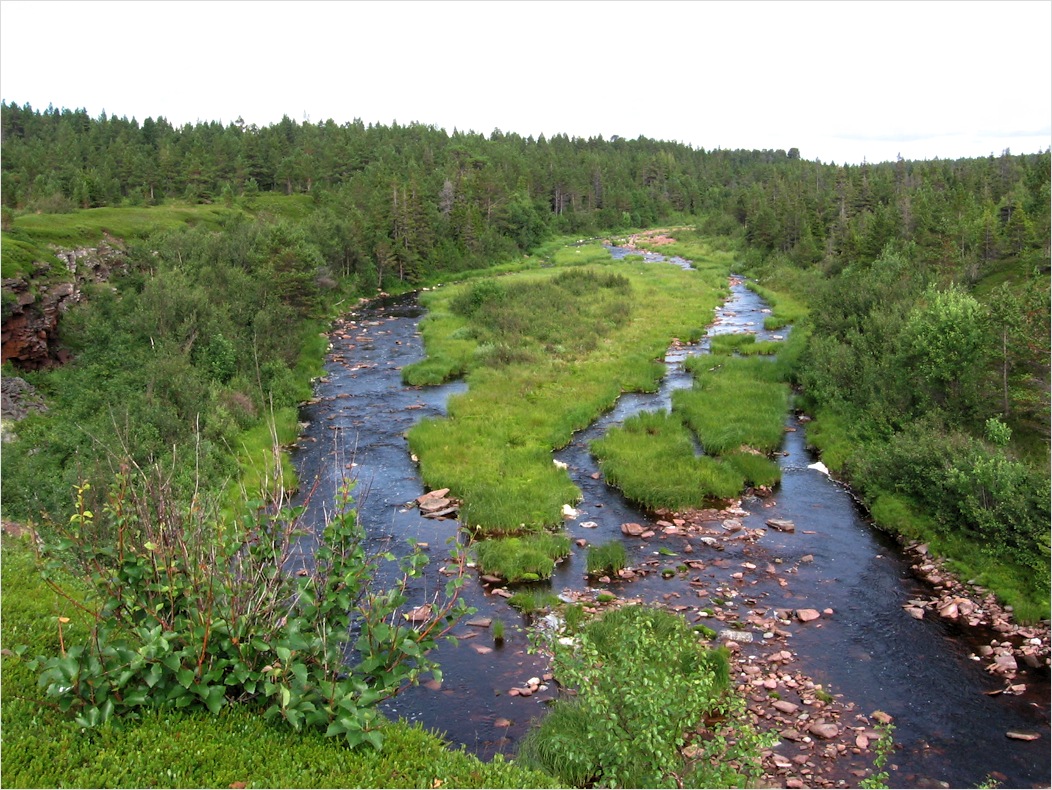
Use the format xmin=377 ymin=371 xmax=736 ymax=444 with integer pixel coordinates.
xmin=0 ymin=537 xmax=559 ymax=789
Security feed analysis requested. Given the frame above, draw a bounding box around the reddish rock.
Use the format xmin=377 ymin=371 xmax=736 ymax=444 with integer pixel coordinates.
xmin=809 ymin=722 xmax=839 ymax=740
xmin=796 ymin=609 xmax=822 ymax=623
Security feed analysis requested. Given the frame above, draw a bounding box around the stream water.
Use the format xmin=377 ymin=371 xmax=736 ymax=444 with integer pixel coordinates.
xmin=290 ymin=252 xmax=1050 ymax=788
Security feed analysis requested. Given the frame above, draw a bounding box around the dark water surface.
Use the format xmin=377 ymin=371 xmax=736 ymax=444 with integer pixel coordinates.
xmin=291 ymin=259 xmax=1050 ymax=787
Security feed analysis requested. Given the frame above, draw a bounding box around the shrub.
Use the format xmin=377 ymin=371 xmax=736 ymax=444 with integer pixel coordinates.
xmin=518 ymin=605 xmax=769 ymax=787
xmin=23 ymin=472 xmax=472 ymax=750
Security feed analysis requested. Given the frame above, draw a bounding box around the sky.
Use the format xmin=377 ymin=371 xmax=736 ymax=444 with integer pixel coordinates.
xmin=1 ymin=0 xmax=1050 ymax=166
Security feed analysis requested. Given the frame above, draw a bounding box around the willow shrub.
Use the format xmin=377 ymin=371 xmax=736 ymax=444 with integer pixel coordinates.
xmin=518 ymin=605 xmax=769 ymax=788
xmin=19 ymin=471 xmax=473 ymax=750
xmin=1 ymin=543 xmax=557 ymax=790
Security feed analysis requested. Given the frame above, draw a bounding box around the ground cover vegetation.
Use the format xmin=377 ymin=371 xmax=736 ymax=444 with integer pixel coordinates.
xmin=403 ymin=247 xmax=732 ymax=580
xmin=1 ymin=101 xmax=1048 ymax=784
xmin=518 ymin=604 xmax=770 ymax=788
xmin=0 ymin=534 xmax=558 ymax=788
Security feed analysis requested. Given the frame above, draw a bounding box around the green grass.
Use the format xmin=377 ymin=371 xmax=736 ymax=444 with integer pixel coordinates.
xmin=473 ymin=533 xmax=572 ymax=582
xmin=0 ymin=537 xmax=561 ymax=789
xmin=591 ymin=410 xmax=745 ymax=508
xmin=507 ymin=588 xmax=562 ymax=614
xmin=675 ymin=358 xmax=790 ymax=455
xmin=710 ymin=333 xmax=782 ymax=357
xmin=586 ymin=541 xmax=628 ymax=577
xmin=744 ymin=280 xmax=809 ymax=330
xmin=406 ymin=247 xmax=731 ymax=532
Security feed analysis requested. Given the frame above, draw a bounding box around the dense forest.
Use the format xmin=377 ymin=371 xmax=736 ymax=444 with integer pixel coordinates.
xmin=1 ymin=100 xmax=1049 ymax=614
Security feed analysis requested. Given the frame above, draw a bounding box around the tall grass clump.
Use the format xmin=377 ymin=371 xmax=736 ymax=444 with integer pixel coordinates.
xmin=586 ymin=541 xmax=628 ymax=578
xmin=676 ymin=357 xmax=789 ymax=455
xmin=710 ymin=333 xmax=782 ymax=357
xmin=473 ymin=533 xmax=572 ymax=582
xmin=507 ymin=588 xmax=562 ymax=614
xmin=591 ymin=410 xmax=744 ymax=508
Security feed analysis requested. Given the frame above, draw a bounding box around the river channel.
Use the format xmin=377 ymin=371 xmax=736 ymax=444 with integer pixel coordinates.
xmin=290 ymin=249 xmax=1050 ymax=788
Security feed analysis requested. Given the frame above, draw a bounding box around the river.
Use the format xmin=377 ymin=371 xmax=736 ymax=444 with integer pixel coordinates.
xmin=290 ymin=251 xmax=1050 ymax=788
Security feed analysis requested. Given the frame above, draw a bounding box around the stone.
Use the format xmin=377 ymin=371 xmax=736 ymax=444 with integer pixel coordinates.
xmin=905 ymin=607 xmax=925 ymax=620
xmin=404 ymin=605 xmax=433 ymax=622
xmin=494 ymin=717 xmax=512 ymax=728
xmin=719 ymin=629 xmax=754 ymax=643
xmin=416 ymin=488 xmax=450 ymax=504
xmin=472 ymin=644 xmax=493 ymax=655
xmin=991 ymin=653 xmax=1018 ymax=673
xmin=809 ymin=722 xmax=839 ymax=740
xmin=871 ymin=710 xmax=893 ymax=725
xmin=773 ymin=700 xmax=800 ymax=715
xmin=580 ymin=521 xmax=598 ymax=529
xmin=621 ymin=522 xmax=646 ymax=536
xmin=466 ymin=617 xmax=492 ymax=628
xmin=766 ymin=519 xmax=796 ymax=533
xmin=1006 ymin=730 xmax=1041 ymax=741
xmin=796 ymin=609 xmax=821 ymax=623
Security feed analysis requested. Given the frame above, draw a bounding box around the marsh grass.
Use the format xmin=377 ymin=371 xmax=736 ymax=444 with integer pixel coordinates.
xmin=473 ymin=532 xmax=572 ymax=582
xmin=591 ymin=410 xmax=744 ymax=508
xmin=745 ymin=281 xmax=808 ymax=330
xmin=710 ymin=333 xmax=782 ymax=357
xmin=406 ymin=247 xmax=730 ymax=531
xmin=507 ymin=588 xmax=562 ymax=614
xmin=676 ymin=357 xmax=790 ymax=455
xmin=586 ymin=541 xmax=628 ymax=577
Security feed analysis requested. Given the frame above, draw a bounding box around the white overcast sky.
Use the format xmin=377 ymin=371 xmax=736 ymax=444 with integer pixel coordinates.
xmin=2 ymin=0 xmax=1050 ymax=165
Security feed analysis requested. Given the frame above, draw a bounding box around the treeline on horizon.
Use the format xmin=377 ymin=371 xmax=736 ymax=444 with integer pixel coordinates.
xmin=3 ymin=101 xmax=1048 ymax=279
xmin=1 ymin=100 xmax=1049 ymax=615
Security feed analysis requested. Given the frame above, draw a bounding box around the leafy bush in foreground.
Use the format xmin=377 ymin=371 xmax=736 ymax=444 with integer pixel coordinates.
xmin=22 ymin=470 xmax=472 ymax=750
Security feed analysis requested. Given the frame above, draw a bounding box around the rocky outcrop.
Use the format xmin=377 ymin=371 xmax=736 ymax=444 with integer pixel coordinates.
xmin=1 ymin=376 xmax=47 ymax=422
xmin=1 ymin=237 xmax=126 ymax=369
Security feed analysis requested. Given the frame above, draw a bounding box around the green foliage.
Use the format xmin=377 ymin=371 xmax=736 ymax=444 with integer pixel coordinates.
xmin=518 ymin=605 xmax=769 ymax=788
xmin=592 ymin=410 xmax=744 ymax=508
xmin=507 ymin=588 xmax=562 ymax=614
xmin=586 ymin=541 xmax=628 ymax=577
xmin=859 ymin=722 xmax=895 ymax=789
xmin=2 ymin=532 xmax=554 ymax=790
xmin=23 ymin=474 xmax=472 ymax=750
xmin=473 ymin=533 xmax=571 ymax=582
xmin=903 ymin=285 xmax=990 ymax=420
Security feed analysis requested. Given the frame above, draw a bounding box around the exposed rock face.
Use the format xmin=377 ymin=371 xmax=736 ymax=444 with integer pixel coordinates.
xmin=1 ymin=238 xmax=126 ymax=369
xmin=1 ymin=376 xmax=47 ymax=422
